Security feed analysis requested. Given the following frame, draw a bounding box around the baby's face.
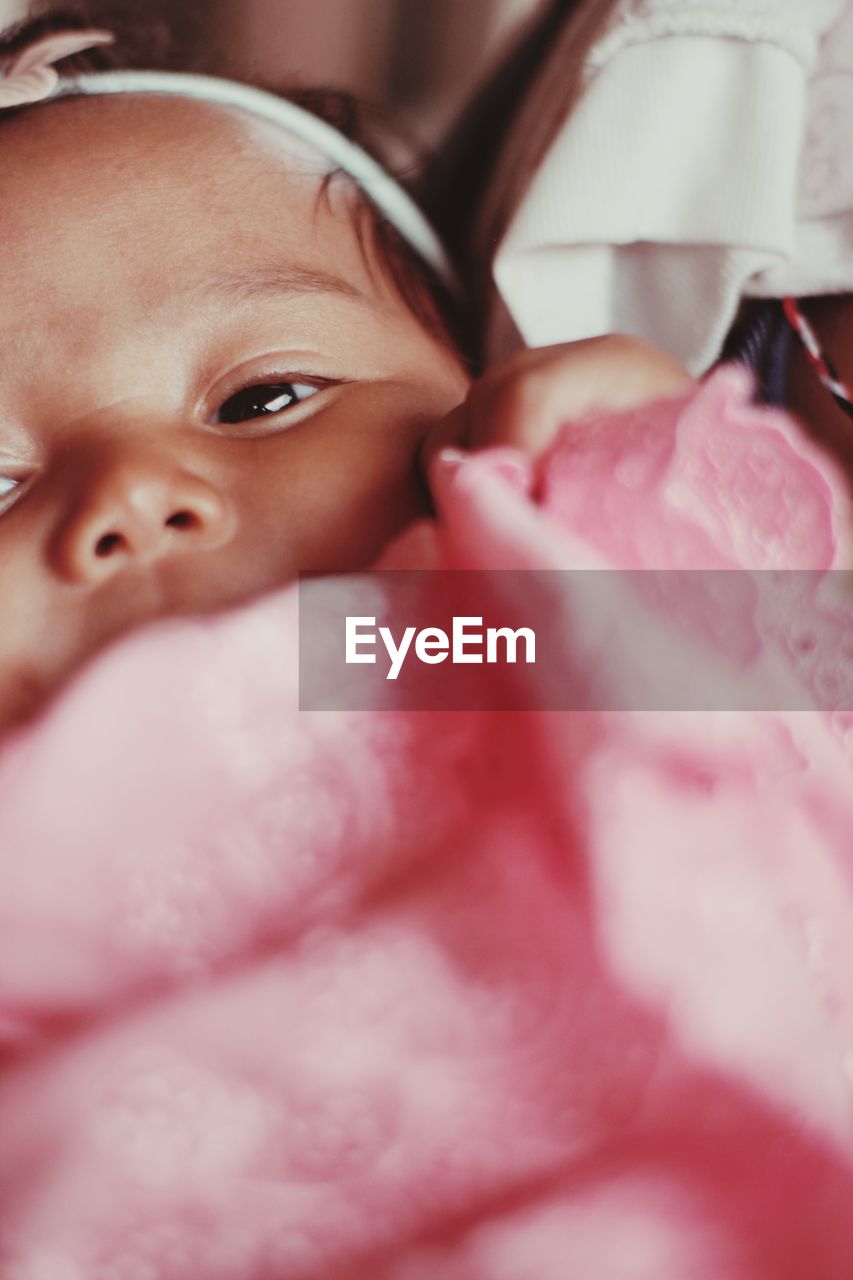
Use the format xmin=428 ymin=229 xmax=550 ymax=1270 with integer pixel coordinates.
xmin=0 ymin=96 xmax=469 ymax=726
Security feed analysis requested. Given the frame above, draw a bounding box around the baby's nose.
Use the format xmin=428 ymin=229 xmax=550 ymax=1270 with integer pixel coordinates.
xmin=52 ymin=455 xmax=236 ymax=585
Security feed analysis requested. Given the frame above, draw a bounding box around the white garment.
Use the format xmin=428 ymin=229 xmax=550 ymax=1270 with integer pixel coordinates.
xmin=493 ymin=0 xmax=853 ymax=374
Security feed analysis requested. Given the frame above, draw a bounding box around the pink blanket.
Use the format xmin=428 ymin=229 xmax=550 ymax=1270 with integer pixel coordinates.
xmin=2 ymin=368 xmax=853 ymax=1278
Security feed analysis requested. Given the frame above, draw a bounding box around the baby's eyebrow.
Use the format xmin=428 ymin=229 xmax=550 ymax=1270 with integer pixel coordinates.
xmin=197 ymin=264 xmax=380 ymax=309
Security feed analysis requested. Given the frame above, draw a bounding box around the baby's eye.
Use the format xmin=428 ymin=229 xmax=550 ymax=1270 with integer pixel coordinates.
xmin=0 ymin=475 xmax=21 ymax=505
xmin=213 ymin=381 xmax=320 ymax=426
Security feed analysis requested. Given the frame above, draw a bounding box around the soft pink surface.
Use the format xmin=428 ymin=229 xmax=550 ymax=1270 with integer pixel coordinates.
xmin=2 ymin=368 xmax=853 ymax=1277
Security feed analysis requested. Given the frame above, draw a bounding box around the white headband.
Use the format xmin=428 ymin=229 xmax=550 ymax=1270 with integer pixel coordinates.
xmin=51 ymin=70 xmax=457 ymax=291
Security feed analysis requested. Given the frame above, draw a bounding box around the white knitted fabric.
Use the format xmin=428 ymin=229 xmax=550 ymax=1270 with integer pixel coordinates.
xmin=493 ymin=0 xmax=853 ymax=373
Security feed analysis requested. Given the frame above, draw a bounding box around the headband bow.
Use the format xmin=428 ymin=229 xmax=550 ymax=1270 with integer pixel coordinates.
xmin=0 ymin=29 xmax=114 ymax=109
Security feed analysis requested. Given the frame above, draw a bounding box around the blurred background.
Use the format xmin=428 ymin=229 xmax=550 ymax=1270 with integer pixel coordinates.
xmin=0 ymin=0 xmax=544 ymax=143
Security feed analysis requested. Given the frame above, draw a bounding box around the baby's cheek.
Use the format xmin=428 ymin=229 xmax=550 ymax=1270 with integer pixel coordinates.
xmin=276 ymin=420 xmax=430 ymax=575
xmin=0 ymin=566 xmax=59 ymax=735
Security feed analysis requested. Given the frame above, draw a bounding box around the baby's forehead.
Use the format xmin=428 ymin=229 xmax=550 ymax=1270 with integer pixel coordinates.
xmin=0 ymin=94 xmax=377 ymax=308
xmin=3 ymin=92 xmax=336 ymax=191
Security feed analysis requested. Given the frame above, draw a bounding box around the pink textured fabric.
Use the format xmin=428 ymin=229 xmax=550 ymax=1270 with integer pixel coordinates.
xmin=1 ymin=368 xmax=853 ymax=1278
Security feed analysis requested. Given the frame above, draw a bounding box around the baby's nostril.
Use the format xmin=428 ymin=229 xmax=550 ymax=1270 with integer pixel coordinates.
xmin=165 ymin=510 xmax=198 ymax=531
xmin=95 ymin=532 xmax=123 ymax=558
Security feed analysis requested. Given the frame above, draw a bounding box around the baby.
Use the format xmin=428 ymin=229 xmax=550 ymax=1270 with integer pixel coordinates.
xmin=4 ymin=15 xmax=853 ymax=1278
xmin=0 ymin=10 xmax=689 ymax=730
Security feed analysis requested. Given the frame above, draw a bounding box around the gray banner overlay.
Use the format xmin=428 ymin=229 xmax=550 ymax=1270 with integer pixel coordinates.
xmin=298 ymin=570 xmax=853 ymax=711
